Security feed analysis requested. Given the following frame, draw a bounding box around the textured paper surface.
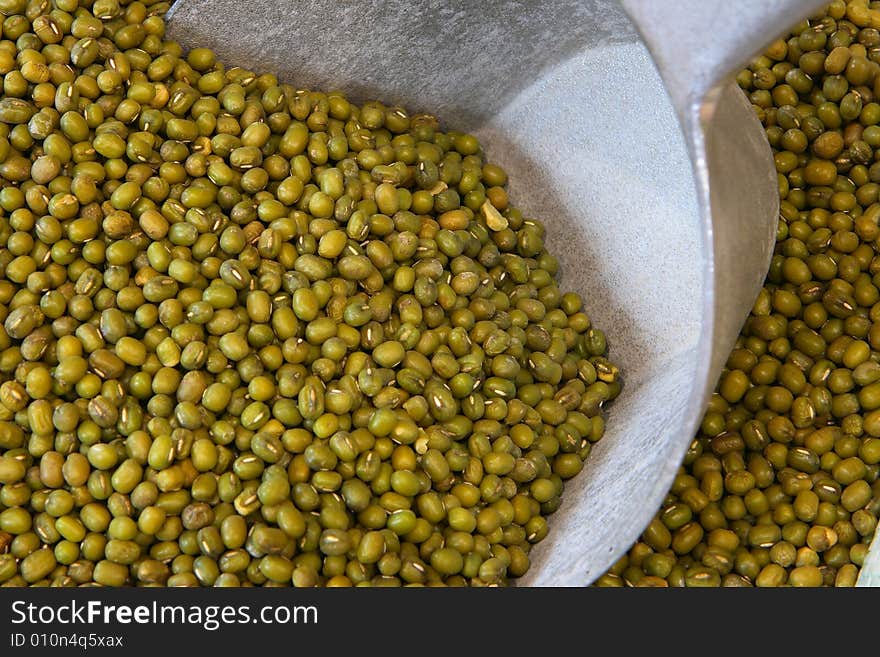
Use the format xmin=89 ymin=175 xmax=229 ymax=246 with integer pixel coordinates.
xmin=165 ymin=0 xmax=821 ymax=585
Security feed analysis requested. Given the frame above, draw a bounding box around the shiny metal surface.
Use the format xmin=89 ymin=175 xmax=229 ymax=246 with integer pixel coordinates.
xmin=166 ymin=0 xmax=829 ymax=585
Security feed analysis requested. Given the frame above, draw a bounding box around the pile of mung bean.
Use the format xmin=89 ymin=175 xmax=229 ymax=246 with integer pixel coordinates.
xmin=600 ymin=0 xmax=880 ymax=588
xmin=0 ymin=0 xmax=620 ymax=587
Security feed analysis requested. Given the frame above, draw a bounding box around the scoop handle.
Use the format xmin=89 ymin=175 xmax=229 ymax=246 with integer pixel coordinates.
xmin=621 ymin=0 xmax=830 ymax=121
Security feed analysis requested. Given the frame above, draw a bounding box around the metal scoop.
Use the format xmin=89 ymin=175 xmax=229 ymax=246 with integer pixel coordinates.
xmin=167 ymin=0 xmax=828 ymax=585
